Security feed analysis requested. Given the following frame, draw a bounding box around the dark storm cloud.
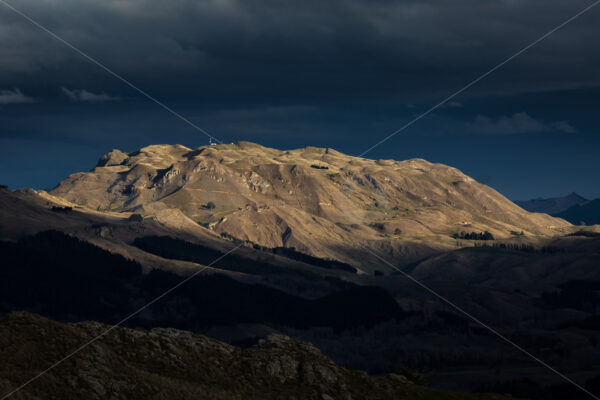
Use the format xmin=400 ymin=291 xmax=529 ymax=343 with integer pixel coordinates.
xmin=0 ymin=0 xmax=599 ymax=199
xmin=0 ymin=0 xmax=599 ymax=103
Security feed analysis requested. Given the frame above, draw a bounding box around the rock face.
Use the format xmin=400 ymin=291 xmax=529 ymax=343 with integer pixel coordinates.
xmin=0 ymin=312 xmax=515 ymax=400
xmin=50 ymin=142 xmax=569 ymax=267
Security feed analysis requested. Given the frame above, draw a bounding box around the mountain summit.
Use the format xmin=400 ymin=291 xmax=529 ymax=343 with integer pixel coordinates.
xmin=50 ymin=142 xmax=568 ymax=267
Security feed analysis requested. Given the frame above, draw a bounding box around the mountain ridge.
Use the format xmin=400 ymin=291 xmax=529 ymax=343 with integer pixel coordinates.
xmin=0 ymin=311 xmax=518 ymax=400
xmin=48 ymin=141 xmax=570 ymax=269
xmin=555 ymin=199 xmax=600 ymax=226
xmin=2 ymin=148 xmax=600 ymax=399
xmin=515 ymin=192 xmax=588 ymax=215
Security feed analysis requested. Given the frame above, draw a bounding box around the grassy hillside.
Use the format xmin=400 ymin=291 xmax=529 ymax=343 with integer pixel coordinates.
xmin=49 ymin=142 xmax=570 ymax=269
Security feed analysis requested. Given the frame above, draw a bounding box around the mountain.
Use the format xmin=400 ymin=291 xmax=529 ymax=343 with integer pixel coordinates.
xmin=3 ymin=143 xmax=598 ymax=399
xmin=0 ymin=312 xmax=516 ymax=400
xmin=515 ymin=192 xmax=588 ymax=215
xmin=0 ymin=184 xmax=354 ymax=279
xmin=49 ymin=142 xmax=569 ymax=269
xmin=515 ymin=192 xmax=600 ymax=226
xmin=555 ymin=199 xmax=600 ymax=226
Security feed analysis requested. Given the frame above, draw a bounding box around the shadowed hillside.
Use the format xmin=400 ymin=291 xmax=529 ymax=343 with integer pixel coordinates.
xmin=0 ymin=312 xmax=518 ymax=400
xmin=0 ymin=231 xmax=401 ymax=331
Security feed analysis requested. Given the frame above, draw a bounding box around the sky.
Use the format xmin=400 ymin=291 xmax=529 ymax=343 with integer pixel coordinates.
xmin=0 ymin=0 xmax=599 ymax=200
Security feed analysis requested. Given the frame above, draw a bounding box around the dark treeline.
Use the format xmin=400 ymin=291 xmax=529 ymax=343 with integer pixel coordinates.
xmin=50 ymin=206 xmax=73 ymax=213
xmin=567 ymin=230 xmax=600 ymax=238
xmin=0 ymin=231 xmax=401 ymax=332
xmin=452 ymin=231 xmax=494 ymax=240
xmin=271 ymin=246 xmax=356 ymax=273
xmin=474 ymin=242 xmax=568 ymax=254
xmin=134 ymin=235 xmax=357 ymax=274
xmin=133 ymin=235 xmax=287 ymax=275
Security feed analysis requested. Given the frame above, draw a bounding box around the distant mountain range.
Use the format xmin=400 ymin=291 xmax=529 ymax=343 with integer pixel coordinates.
xmin=516 ymin=193 xmax=600 ymax=225
xmin=555 ymin=199 xmax=600 ymax=226
xmin=515 ymin=192 xmax=588 ymax=214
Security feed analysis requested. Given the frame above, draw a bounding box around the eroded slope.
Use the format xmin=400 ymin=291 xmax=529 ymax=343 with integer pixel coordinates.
xmin=50 ymin=142 xmax=570 ymax=267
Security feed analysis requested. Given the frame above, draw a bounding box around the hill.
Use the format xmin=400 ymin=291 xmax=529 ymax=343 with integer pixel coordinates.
xmin=0 ymin=312 xmax=517 ymax=400
xmin=0 ymin=230 xmax=401 ymax=331
xmin=3 ymin=143 xmax=598 ymax=399
xmin=49 ymin=142 xmax=569 ymax=269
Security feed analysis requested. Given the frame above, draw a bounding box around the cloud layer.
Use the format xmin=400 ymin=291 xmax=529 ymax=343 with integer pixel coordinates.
xmin=61 ymin=88 xmax=119 ymax=103
xmin=467 ymin=113 xmax=577 ymax=135
xmin=0 ymin=0 xmax=599 ymax=104
xmin=0 ymin=0 xmax=598 ymax=199
xmin=0 ymin=88 xmax=35 ymax=104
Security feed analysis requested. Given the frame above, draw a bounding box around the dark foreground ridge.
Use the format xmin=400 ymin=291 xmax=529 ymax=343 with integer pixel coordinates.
xmin=0 ymin=312 xmax=517 ymax=400
xmin=0 ymin=230 xmax=400 ymax=331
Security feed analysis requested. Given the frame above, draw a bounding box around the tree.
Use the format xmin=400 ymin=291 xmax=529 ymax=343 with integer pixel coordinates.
xmin=482 ymin=231 xmax=494 ymax=241
xmin=129 ymin=213 xmax=144 ymax=222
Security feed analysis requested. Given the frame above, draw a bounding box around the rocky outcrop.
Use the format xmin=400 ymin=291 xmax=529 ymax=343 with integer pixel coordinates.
xmin=0 ymin=312 xmax=515 ymax=400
